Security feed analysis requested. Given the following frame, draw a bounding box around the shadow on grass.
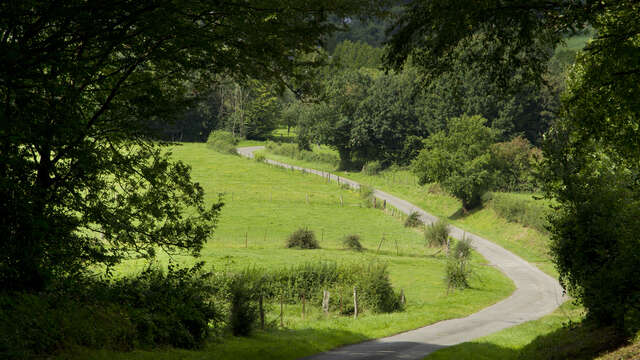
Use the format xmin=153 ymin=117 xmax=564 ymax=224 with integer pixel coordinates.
xmin=447 ymin=206 xmax=484 ymax=221
xmin=430 ymin=320 xmax=627 ymax=360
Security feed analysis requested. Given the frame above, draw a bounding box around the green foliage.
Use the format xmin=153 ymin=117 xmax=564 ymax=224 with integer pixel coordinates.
xmin=404 ymin=211 xmax=423 ymax=228
xmin=358 ymin=184 xmax=375 ymax=207
xmin=362 ymin=161 xmax=382 ymax=175
xmin=485 ymin=193 xmax=549 ymax=234
xmin=412 ymin=115 xmax=499 ymax=210
xmin=1 ymin=0 xmax=388 ymax=291
xmin=445 ymin=237 xmax=473 ymax=291
xmin=332 ymin=40 xmax=384 ymax=69
xmin=207 ymin=130 xmax=239 ymax=155
xmin=227 ymin=275 xmax=259 ymax=337
xmin=425 ymin=219 xmax=450 ymax=247
xmin=286 ymin=228 xmax=320 ymax=249
xmin=491 ymin=136 xmax=542 ymax=192
xmin=342 ymin=234 xmax=364 ymax=251
xmin=0 ymin=263 xmax=220 ymax=357
xmin=265 ymin=141 xmax=340 ymax=167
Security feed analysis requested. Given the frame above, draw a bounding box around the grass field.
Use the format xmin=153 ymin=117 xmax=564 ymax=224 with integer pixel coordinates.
xmin=64 ymin=143 xmax=514 ymax=360
xmin=260 ymin=148 xmax=556 ymax=277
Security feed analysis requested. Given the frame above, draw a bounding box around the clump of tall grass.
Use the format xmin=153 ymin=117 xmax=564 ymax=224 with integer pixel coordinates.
xmin=424 ymin=219 xmax=449 ymax=247
xmin=445 ymin=237 xmax=473 ymax=292
xmin=342 ymin=234 xmax=364 ymax=251
xmin=404 ymin=211 xmax=422 ymax=227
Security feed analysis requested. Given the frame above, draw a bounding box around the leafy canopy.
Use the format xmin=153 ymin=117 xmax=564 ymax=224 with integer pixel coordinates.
xmin=0 ymin=0 xmax=386 ymax=291
xmin=412 ymin=115 xmax=498 ymax=210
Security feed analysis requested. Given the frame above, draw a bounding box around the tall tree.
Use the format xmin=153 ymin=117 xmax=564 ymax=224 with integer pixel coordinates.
xmin=0 ymin=0 xmax=385 ymax=291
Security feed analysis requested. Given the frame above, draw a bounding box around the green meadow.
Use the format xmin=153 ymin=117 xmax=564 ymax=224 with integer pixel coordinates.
xmin=261 ymin=147 xmax=556 ymax=277
xmin=68 ymin=143 xmax=514 ymax=360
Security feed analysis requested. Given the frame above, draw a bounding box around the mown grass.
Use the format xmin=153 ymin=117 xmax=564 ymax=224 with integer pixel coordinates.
xmin=261 ymin=149 xmax=557 ymax=277
xmin=62 ymin=143 xmax=514 ymax=360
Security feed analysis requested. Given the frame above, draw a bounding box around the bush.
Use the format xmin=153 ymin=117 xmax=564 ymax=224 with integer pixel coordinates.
xmin=286 ymin=228 xmax=319 ymax=249
xmin=362 ymin=161 xmax=382 ymax=175
xmin=486 ymin=192 xmax=549 ymax=233
xmin=404 ymin=211 xmax=422 ymax=227
xmin=227 ymin=275 xmax=258 ymax=336
xmin=0 ymin=263 xmax=220 ymax=358
xmin=452 ymin=237 xmax=472 ymax=261
xmin=424 ymin=219 xmax=449 ymax=247
xmin=342 ymin=234 xmax=364 ymax=251
xmin=490 ymin=136 xmax=541 ymax=192
xmin=207 ymin=130 xmax=239 ymax=155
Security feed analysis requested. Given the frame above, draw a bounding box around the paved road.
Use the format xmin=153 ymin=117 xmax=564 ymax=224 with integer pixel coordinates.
xmin=237 ymin=146 xmax=566 ymax=360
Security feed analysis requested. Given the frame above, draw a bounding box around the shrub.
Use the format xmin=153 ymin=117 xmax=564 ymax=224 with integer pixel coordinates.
xmin=424 ymin=219 xmax=449 ymax=247
xmin=452 ymin=237 xmax=472 ymax=261
xmin=106 ymin=263 xmax=220 ymax=349
xmin=0 ymin=263 xmax=220 ymax=357
xmin=227 ymin=275 xmax=258 ymax=336
xmin=362 ymin=161 xmax=382 ymax=175
xmin=356 ymin=263 xmax=403 ymax=313
xmin=404 ymin=211 xmax=422 ymax=227
xmin=342 ymin=234 xmax=364 ymax=251
xmin=490 ymin=136 xmax=542 ymax=192
xmin=207 ymin=130 xmax=239 ymax=155
xmin=286 ymin=228 xmax=319 ymax=249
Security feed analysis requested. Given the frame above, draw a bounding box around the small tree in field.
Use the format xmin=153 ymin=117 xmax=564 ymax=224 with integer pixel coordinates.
xmin=412 ymin=115 xmax=498 ymax=211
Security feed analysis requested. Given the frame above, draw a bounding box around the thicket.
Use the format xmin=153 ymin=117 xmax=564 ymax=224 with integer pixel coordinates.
xmin=207 ymin=130 xmax=239 ymax=155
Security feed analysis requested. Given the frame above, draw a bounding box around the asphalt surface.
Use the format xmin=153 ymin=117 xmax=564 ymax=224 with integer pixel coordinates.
xmin=237 ymin=146 xmax=566 ymax=360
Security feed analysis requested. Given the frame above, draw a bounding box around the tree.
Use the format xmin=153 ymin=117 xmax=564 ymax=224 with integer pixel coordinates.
xmin=412 ymin=115 xmax=498 ymax=211
xmin=350 ymin=68 xmax=424 ymax=165
xmin=0 ymin=0 xmax=385 ymax=291
xmin=387 ymin=0 xmax=640 ymax=333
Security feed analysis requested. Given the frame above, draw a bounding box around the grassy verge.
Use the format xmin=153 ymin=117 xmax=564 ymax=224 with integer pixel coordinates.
xmin=426 ymin=301 xmax=633 ymax=360
xmin=60 ymin=143 xmax=514 ymax=360
xmin=261 ymin=149 xmax=556 ymax=277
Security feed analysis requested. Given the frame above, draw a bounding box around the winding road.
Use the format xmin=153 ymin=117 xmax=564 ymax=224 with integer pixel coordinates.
xmin=238 ymin=146 xmax=565 ymax=360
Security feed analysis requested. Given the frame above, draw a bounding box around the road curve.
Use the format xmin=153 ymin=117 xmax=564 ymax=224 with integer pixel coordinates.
xmin=237 ymin=146 xmax=565 ymax=360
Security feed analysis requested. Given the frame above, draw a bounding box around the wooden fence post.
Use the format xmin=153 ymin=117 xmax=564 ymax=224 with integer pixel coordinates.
xmin=322 ymin=290 xmax=330 ymax=316
xmin=301 ymin=294 xmax=306 ymax=320
xmin=353 ymin=287 xmax=358 ymax=319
